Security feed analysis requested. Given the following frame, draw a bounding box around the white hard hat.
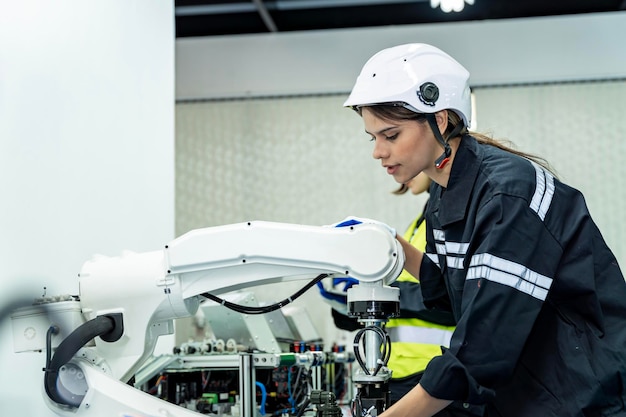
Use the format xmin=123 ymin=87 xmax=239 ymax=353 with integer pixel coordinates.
xmin=344 ymin=43 xmax=472 ymax=127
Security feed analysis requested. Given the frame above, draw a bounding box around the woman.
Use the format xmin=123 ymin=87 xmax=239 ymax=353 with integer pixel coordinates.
xmin=342 ymin=43 xmax=626 ymax=416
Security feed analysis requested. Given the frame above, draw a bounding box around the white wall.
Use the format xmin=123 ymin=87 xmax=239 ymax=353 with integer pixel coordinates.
xmin=0 ymin=1 xmax=174 ymax=415
xmin=176 ymin=12 xmax=626 ymax=100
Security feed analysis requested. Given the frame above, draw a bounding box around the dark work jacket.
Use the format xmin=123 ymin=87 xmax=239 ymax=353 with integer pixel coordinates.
xmin=418 ymin=134 xmax=626 ymax=416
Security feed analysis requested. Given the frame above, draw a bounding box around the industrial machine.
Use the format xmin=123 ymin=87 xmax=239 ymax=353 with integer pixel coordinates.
xmin=12 ymin=220 xmax=403 ymax=417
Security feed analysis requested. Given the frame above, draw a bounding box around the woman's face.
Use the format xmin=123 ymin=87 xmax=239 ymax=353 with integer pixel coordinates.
xmin=362 ymin=107 xmax=440 ymax=185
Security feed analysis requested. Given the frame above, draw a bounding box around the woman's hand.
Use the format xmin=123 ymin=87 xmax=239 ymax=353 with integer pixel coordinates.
xmin=381 ymin=384 xmax=452 ymax=417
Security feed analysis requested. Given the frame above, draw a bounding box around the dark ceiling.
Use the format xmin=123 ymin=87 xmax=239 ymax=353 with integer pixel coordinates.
xmin=175 ymin=0 xmax=626 ymax=38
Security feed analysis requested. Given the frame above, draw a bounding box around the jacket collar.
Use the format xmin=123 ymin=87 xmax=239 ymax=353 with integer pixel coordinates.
xmin=437 ymin=134 xmax=482 ymax=226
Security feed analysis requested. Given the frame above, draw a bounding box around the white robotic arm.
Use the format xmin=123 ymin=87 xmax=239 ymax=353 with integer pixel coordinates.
xmin=32 ymin=220 xmax=403 ymax=416
xmin=78 ymin=220 xmax=403 ymax=383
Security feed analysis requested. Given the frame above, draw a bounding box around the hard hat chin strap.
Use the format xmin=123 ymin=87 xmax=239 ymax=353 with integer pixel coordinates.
xmin=425 ymin=113 xmax=464 ymax=170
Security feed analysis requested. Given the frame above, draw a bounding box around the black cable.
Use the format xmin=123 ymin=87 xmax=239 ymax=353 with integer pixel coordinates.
xmin=276 ymin=337 xmax=324 ymax=345
xmin=352 ymin=326 xmax=391 ymax=377
xmin=44 ymin=314 xmax=121 ymax=407
xmin=45 ymin=325 xmax=60 ymax=373
xmin=351 ymin=393 xmax=359 ymax=417
xmin=296 ymin=398 xmax=311 ymax=417
xmin=291 ymin=366 xmax=307 ymax=402
xmin=200 ymin=273 xmax=328 ymax=314
xmin=426 ymin=113 xmax=464 ymax=170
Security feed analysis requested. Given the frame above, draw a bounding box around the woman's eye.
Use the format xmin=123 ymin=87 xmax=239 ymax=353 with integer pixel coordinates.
xmin=369 ymin=132 xmax=398 ymax=142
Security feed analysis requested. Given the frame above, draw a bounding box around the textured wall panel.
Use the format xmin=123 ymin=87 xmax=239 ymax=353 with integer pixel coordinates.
xmin=475 ymin=80 xmax=626 ymax=267
xmin=176 ymin=95 xmax=426 ymax=235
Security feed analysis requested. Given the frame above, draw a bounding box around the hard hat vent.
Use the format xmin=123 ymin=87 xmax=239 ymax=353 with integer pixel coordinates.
xmin=418 ymin=82 xmax=439 ymax=107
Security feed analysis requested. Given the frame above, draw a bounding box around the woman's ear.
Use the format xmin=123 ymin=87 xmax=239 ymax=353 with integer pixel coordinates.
xmin=435 ymin=110 xmax=449 ymax=134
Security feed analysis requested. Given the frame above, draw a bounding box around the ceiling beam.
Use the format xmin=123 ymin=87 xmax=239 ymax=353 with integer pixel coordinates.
xmin=175 ymin=0 xmax=429 ymax=16
xmin=252 ymin=0 xmax=278 ymax=32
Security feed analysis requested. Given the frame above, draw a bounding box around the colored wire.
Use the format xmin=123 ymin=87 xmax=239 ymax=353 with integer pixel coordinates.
xmin=256 ymin=381 xmax=267 ymax=416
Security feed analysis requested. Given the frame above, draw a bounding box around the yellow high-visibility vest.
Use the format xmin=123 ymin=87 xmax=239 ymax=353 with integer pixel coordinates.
xmin=386 ymin=215 xmax=456 ymax=379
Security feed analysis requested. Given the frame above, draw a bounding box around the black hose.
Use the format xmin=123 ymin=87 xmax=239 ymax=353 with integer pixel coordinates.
xmin=44 ymin=314 xmax=120 ymax=407
xmin=296 ymin=398 xmax=311 ymax=417
xmin=201 ymin=273 xmax=328 ymax=314
xmin=45 ymin=325 xmax=60 ymax=372
xmin=353 ymin=325 xmax=391 ymax=377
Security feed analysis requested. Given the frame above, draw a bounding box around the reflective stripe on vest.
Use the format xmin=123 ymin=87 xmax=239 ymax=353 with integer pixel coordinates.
xmin=387 ymin=323 xmax=453 ymax=347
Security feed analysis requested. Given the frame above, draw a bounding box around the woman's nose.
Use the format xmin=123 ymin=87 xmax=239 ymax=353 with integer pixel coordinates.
xmin=372 ymin=138 xmax=387 ymax=160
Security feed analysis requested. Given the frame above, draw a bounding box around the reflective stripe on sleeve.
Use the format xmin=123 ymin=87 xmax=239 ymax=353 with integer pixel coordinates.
xmin=468 ymin=253 xmax=552 ymax=301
